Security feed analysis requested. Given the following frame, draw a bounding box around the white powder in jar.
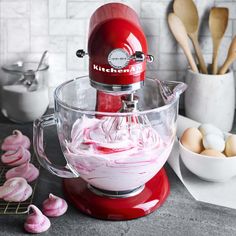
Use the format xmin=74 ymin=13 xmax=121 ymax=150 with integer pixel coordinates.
xmin=1 ymin=84 xmax=49 ymax=123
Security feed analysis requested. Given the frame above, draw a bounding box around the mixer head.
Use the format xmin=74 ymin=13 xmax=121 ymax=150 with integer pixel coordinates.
xmin=76 ymin=3 xmax=153 ymax=94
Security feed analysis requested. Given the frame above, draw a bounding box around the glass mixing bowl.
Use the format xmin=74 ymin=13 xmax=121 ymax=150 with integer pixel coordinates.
xmin=34 ymin=76 xmax=185 ymax=191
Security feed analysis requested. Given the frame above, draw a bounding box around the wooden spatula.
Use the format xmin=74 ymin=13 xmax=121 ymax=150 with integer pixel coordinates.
xmin=209 ymin=7 xmax=229 ymax=74
xmin=168 ymin=13 xmax=198 ymax=73
xmin=173 ymin=0 xmax=208 ymax=74
xmin=219 ymin=36 xmax=236 ymax=74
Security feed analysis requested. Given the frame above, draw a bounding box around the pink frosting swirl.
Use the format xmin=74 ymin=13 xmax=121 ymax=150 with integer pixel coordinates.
xmin=1 ymin=146 xmax=31 ymax=166
xmin=0 ymin=177 xmax=32 ymax=202
xmin=24 ymin=205 xmax=51 ymax=234
xmin=1 ymin=130 xmax=30 ymax=151
xmin=42 ymin=193 xmax=68 ymax=217
xmin=5 ymin=162 xmax=39 ymax=182
xmin=68 ymin=115 xmax=160 ymax=156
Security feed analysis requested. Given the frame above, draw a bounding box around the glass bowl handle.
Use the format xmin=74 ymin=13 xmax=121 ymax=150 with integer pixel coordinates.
xmin=33 ymin=114 xmax=79 ymax=178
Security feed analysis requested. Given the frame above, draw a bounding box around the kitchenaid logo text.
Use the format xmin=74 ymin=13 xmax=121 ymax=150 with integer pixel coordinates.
xmin=93 ymin=64 xmax=143 ymax=73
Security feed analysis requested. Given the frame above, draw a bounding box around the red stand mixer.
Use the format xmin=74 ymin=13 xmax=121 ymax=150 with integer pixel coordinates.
xmin=72 ymin=2 xmax=169 ymax=219
xmin=34 ymin=3 xmax=185 ymax=221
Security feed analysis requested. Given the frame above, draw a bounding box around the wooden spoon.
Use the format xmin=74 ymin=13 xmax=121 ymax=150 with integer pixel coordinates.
xmin=209 ymin=7 xmax=229 ymax=74
xmin=168 ymin=13 xmax=198 ymax=73
xmin=173 ymin=0 xmax=208 ymax=74
xmin=219 ymin=36 xmax=236 ymax=74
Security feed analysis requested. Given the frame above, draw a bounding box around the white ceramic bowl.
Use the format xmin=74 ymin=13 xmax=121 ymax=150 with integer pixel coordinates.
xmin=179 ymin=140 xmax=236 ymax=182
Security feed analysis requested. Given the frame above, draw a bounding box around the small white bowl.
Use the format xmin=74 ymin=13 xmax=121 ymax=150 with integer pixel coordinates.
xmin=179 ymin=140 xmax=236 ymax=182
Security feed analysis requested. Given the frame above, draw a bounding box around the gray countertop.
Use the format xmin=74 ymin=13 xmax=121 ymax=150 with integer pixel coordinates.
xmin=0 ymin=112 xmax=236 ymax=236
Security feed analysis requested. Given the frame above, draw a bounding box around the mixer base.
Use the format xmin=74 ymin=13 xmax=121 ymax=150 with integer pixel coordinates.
xmin=63 ymin=167 xmax=170 ymax=220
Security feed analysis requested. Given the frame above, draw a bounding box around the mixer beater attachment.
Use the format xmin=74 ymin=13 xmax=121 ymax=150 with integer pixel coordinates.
xmin=101 ymin=93 xmax=158 ymax=150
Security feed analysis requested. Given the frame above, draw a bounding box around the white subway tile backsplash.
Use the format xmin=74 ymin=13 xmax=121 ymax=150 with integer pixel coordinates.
xmin=141 ymin=19 xmax=160 ymax=36
xmin=25 ymin=53 xmax=48 ymax=62
xmin=4 ymin=52 xmax=45 ymax=64
xmin=30 ymin=0 xmax=48 ymax=19
xmin=49 ymin=37 xmax=67 ymax=53
xmin=49 ymin=19 xmax=85 ymax=35
xmin=0 ymin=0 xmax=30 ymax=18
xmin=146 ymin=36 xmax=159 ymax=70
xmin=141 ymin=1 xmax=170 ymax=19
xmin=160 ymin=18 xmax=169 ymax=32
xmin=122 ymin=0 xmax=141 ymax=15
xmin=66 ymin=70 xmax=88 ymax=80
xmin=104 ymin=0 xmax=123 ymax=4
xmin=84 ymin=19 xmax=90 ymax=42
xmin=199 ymin=36 xmax=232 ymax=65
xmin=49 ymin=0 xmax=67 ymax=18
xmin=48 ymin=70 xmax=67 ymax=87
xmin=147 ymin=36 xmax=159 ymax=51
xmin=225 ymin=20 xmax=233 ymax=36
xmin=68 ymin=2 xmax=103 ymax=19
xmin=31 ymin=36 xmax=49 ymax=52
xmin=7 ymin=19 xmax=30 ymax=53
xmin=67 ymin=37 xmax=85 ymax=70
xmin=195 ymin=0 xmax=215 ymax=20
xmin=199 ymin=36 xmax=213 ymax=54
xmin=71 ymin=0 xmax=103 ymax=1
xmin=218 ymin=36 xmax=232 ymax=64
xmin=159 ymin=54 xmax=188 ymax=70
xmin=31 ymin=0 xmax=48 ymax=36
xmin=160 ymin=19 xmax=177 ymax=53
xmin=233 ymin=20 xmax=236 ymax=35
xmin=31 ymin=18 xmax=48 ymax=36
xmin=146 ymin=70 xmax=177 ymax=82
xmin=0 ymin=20 xmax=7 ymax=56
xmin=48 ymin=53 xmax=67 ymax=71
xmin=202 ymin=54 xmax=213 ymax=65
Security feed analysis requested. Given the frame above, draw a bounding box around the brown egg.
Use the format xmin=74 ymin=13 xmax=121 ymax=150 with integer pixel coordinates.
xmin=200 ymin=149 xmax=226 ymax=157
xmin=180 ymin=127 xmax=203 ymax=153
xmin=225 ymin=134 xmax=236 ymax=157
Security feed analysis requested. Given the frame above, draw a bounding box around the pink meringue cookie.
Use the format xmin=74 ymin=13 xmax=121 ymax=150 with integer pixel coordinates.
xmin=1 ymin=130 xmax=30 ymax=151
xmin=0 ymin=177 xmax=32 ymax=202
xmin=24 ymin=205 xmax=51 ymax=234
xmin=42 ymin=193 xmax=68 ymax=217
xmin=1 ymin=146 xmax=31 ymax=166
xmin=5 ymin=162 xmax=39 ymax=182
